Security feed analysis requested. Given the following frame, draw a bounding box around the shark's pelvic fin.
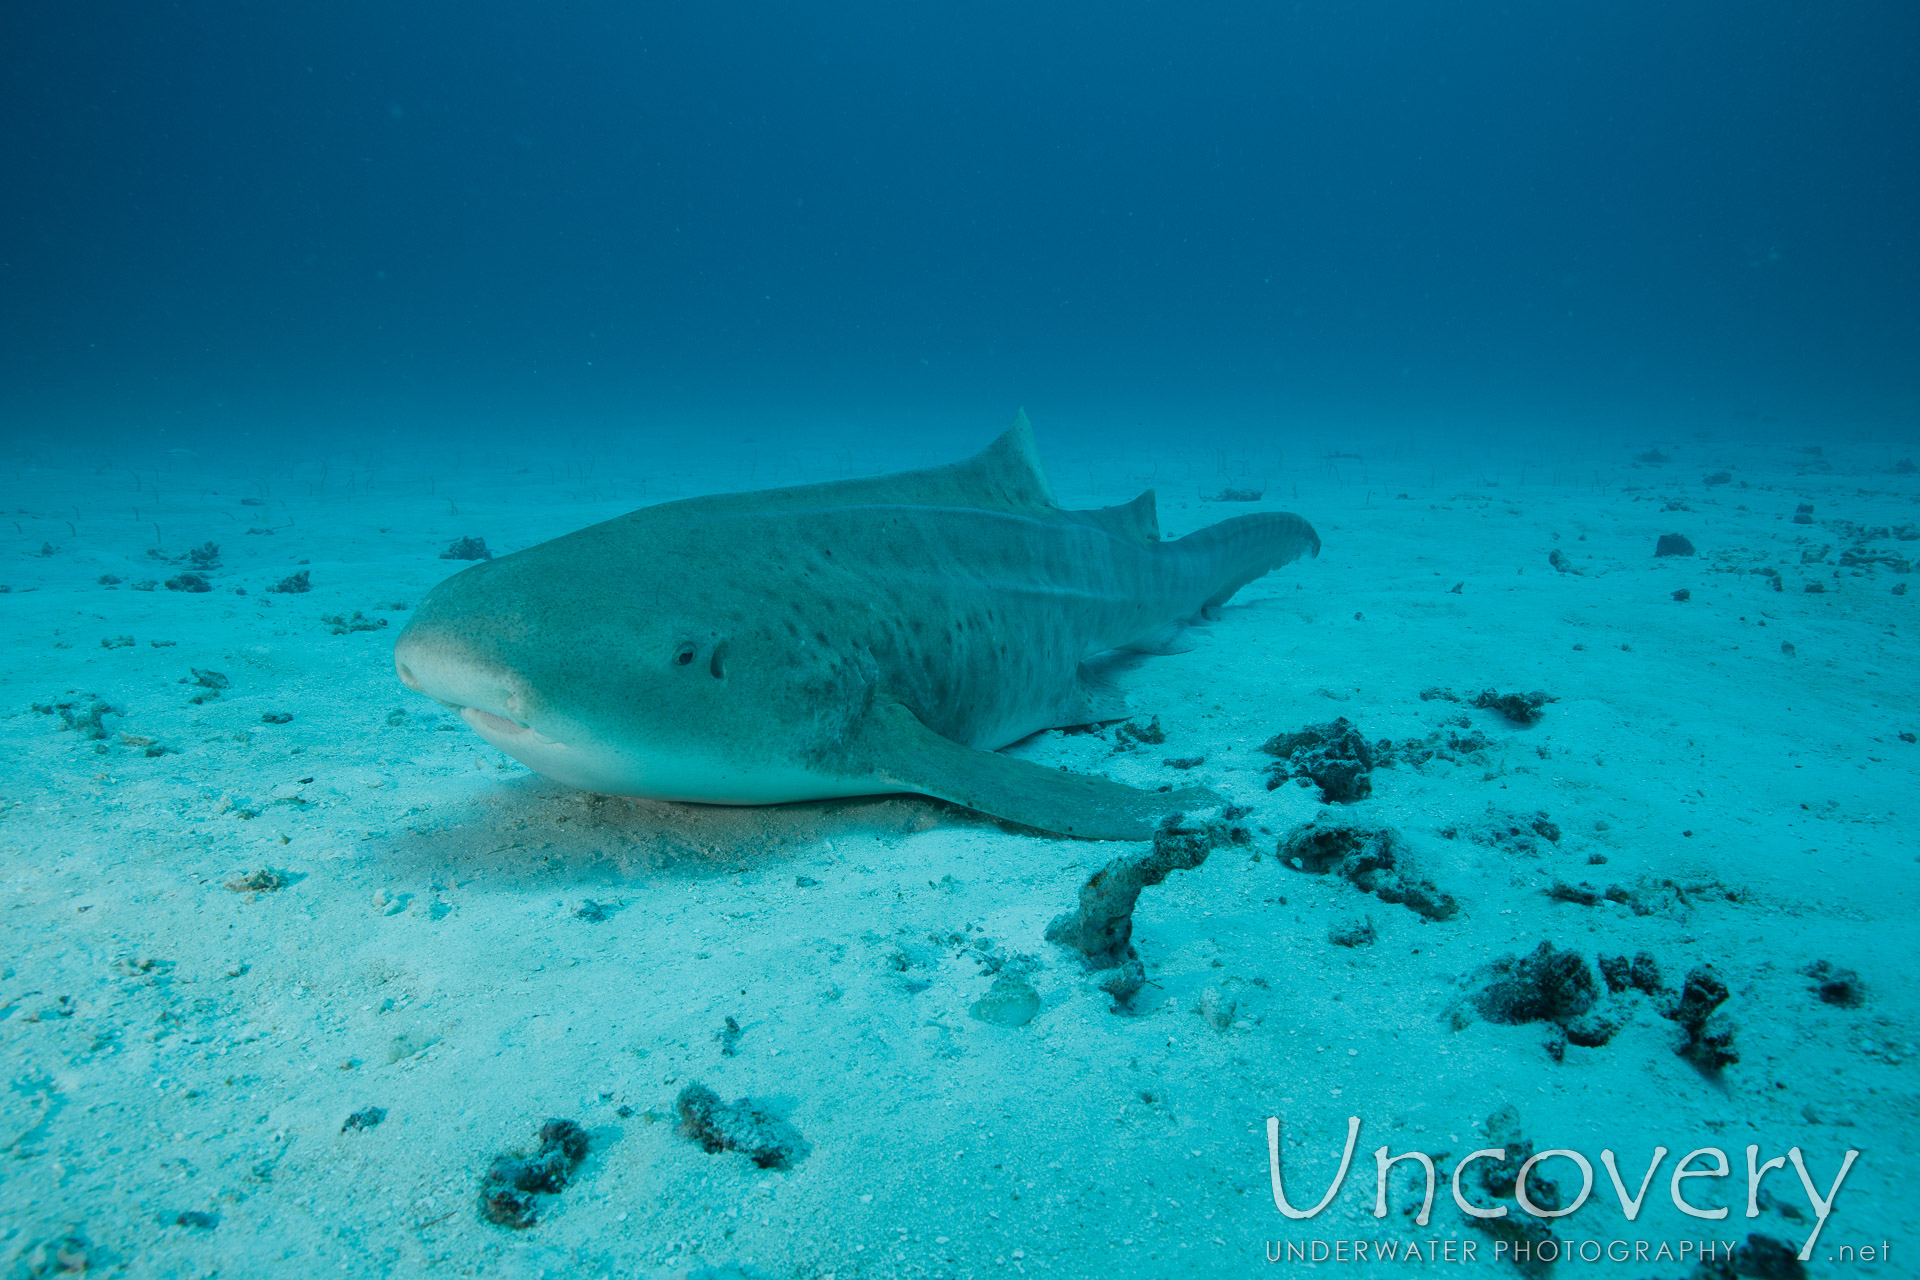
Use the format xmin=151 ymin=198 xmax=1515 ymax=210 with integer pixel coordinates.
xmin=1120 ymin=619 xmax=1201 ymax=655
xmin=1063 ymin=663 xmax=1131 ymax=725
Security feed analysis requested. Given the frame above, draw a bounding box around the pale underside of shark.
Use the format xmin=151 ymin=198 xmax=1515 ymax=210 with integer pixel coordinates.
xmin=393 ymin=412 xmax=1319 ymax=839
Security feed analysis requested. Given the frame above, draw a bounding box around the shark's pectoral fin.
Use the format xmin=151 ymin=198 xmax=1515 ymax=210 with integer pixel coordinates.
xmin=848 ymin=702 xmax=1218 ymax=840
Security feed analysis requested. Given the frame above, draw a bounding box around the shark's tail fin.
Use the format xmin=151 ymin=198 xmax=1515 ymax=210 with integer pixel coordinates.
xmin=1177 ymin=511 xmax=1321 ymax=615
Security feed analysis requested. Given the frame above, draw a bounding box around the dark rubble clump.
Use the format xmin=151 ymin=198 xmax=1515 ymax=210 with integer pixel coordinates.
xmin=1327 ymin=916 xmax=1375 ymax=948
xmin=1655 ymin=533 xmax=1696 ymax=557
xmin=1111 ymin=715 xmax=1166 ymax=751
xmin=1260 ymin=708 xmax=1497 ymax=789
xmin=1462 ymin=1105 xmax=1561 ymax=1277
xmin=322 ymin=611 xmax=388 ymax=635
xmin=1276 ymin=820 xmax=1458 ymax=921
xmin=1259 ymin=717 xmax=1374 ymax=802
xmin=442 ymin=536 xmax=493 ymax=561
xmin=1472 ymin=942 xmax=1598 ymax=1027
xmin=1547 ymin=874 xmax=1739 ymax=920
xmin=225 ymin=867 xmax=292 ymax=893
xmin=1375 ymin=719 xmax=1494 ymax=769
xmin=1096 ymin=959 xmax=1146 ymax=1011
xmin=674 ymin=1084 xmax=809 ymax=1170
xmin=33 ymin=697 xmax=117 ymax=739
xmin=1693 ymin=1234 xmax=1808 ymax=1280
xmin=1598 ymin=951 xmax=1665 ymax=997
xmin=1665 ymin=966 xmax=1739 ymax=1073
xmin=186 ymin=668 xmax=228 ymax=705
xmin=1801 ymin=959 xmax=1866 ymax=1008
xmin=1546 ymin=880 xmax=1603 ymax=905
xmin=478 ymin=1119 xmax=591 ymax=1228
xmin=1455 ymin=942 xmax=1636 ymax=1055
xmin=1470 ymin=688 xmax=1558 ymax=725
xmin=1440 ymin=809 xmax=1560 ymax=856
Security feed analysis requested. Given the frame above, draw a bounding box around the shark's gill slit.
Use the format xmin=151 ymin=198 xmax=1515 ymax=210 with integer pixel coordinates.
xmin=709 ymin=640 xmax=729 ymax=680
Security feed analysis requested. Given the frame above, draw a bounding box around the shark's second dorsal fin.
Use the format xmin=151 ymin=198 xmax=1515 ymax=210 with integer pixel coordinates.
xmin=1070 ymin=488 xmax=1159 ymax=545
xmin=947 ymin=408 xmax=1056 ymax=510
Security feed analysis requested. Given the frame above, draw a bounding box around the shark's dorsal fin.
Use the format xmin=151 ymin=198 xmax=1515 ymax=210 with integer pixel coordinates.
xmin=945 ymin=408 xmax=1056 ymax=510
xmin=652 ymin=409 xmax=1057 ymax=518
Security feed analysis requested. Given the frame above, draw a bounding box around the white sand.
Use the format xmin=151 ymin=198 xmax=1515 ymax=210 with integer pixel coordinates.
xmin=2 ymin=422 xmax=1914 ymax=1278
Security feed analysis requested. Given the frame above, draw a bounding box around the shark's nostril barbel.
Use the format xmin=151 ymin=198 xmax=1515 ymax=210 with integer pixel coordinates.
xmin=396 ymin=662 xmax=421 ymax=690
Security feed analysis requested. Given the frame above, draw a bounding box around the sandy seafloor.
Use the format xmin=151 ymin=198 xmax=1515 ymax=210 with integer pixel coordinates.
xmin=1 ymin=419 xmax=1915 ymax=1280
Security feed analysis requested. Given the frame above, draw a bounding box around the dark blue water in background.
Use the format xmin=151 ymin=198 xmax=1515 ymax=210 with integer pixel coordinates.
xmin=3 ymin=1 xmax=1916 ymax=448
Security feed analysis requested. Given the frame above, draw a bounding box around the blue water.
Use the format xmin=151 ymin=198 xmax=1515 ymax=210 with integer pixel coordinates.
xmin=3 ymin=6 xmax=1916 ymax=1278
xmin=3 ymin=1 xmax=1915 ymax=444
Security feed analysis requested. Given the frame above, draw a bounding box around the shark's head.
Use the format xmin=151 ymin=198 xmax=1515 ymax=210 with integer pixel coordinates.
xmin=392 ymin=530 xmax=871 ymax=804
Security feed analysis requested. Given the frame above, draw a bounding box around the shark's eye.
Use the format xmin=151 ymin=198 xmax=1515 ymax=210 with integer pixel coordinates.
xmin=674 ymin=642 xmax=697 ymax=666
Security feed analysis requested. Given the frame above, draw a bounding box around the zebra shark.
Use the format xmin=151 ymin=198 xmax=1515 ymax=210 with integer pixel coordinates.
xmin=394 ymin=412 xmax=1318 ymax=838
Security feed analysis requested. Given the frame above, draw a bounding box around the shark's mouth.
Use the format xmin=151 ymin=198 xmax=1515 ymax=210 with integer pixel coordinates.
xmin=461 ymin=706 xmax=555 ymax=742
xmin=453 ymin=702 xmax=639 ymax=794
xmin=459 ymin=705 xmax=565 ymax=750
